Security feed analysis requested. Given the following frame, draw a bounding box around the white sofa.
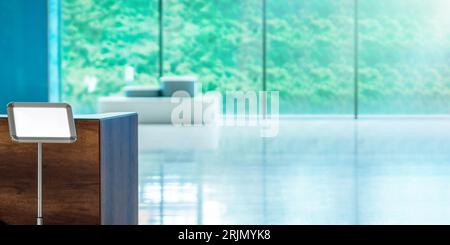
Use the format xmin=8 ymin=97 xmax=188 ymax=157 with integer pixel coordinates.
xmin=98 ymin=95 xmax=220 ymax=124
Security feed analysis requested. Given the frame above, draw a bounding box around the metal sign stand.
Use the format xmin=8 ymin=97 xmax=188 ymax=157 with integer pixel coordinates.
xmin=7 ymin=102 xmax=78 ymax=226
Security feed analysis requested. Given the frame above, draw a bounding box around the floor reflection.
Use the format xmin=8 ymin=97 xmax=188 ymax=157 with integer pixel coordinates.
xmin=138 ymin=119 xmax=450 ymax=224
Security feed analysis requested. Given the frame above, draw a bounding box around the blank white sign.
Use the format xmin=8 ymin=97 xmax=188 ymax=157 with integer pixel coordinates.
xmin=13 ymin=107 xmax=71 ymax=138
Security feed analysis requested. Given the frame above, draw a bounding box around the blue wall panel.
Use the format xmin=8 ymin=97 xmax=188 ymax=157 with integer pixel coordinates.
xmin=0 ymin=0 xmax=48 ymax=114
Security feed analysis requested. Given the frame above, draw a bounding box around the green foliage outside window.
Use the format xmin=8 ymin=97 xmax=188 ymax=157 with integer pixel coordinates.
xmin=163 ymin=0 xmax=262 ymax=93
xmin=359 ymin=0 xmax=450 ymax=114
xmin=61 ymin=0 xmax=450 ymax=114
xmin=62 ymin=0 xmax=159 ymax=113
xmin=267 ymin=0 xmax=354 ymax=113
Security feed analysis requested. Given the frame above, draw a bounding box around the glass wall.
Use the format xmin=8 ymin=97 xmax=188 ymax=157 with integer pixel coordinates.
xmin=59 ymin=0 xmax=450 ymax=115
xmin=359 ymin=0 xmax=450 ymax=114
xmin=163 ymin=0 xmax=262 ymax=93
xmin=61 ymin=0 xmax=159 ymax=113
xmin=267 ymin=0 xmax=355 ymax=114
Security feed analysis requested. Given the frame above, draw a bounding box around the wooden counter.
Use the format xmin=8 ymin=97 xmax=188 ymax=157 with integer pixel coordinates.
xmin=0 ymin=112 xmax=138 ymax=225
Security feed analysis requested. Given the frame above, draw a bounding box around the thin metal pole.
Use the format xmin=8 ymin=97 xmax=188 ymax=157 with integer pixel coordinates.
xmin=158 ymin=0 xmax=163 ymax=79
xmin=354 ymin=0 xmax=359 ymax=119
xmin=262 ymin=0 xmax=267 ymax=92
xmin=37 ymin=143 xmax=43 ymax=225
xmin=262 ymin=0 xmax=267 ymax=119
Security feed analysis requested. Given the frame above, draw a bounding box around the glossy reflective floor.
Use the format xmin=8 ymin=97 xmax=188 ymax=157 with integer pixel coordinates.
xmin=138 ymin=119 xmax=450 ymax=224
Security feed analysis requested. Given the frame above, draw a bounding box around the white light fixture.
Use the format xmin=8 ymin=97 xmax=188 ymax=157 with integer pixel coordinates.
xmin=7 ymin=102 xmax=77 ymax=225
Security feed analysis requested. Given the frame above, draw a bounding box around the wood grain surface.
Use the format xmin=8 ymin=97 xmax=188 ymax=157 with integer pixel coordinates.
xmin=0 ymin=119 xmax=100 ymax=225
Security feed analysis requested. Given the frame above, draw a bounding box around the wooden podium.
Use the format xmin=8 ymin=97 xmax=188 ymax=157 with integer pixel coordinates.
xmin=0 ymin=112 xmax=138 ymax=225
